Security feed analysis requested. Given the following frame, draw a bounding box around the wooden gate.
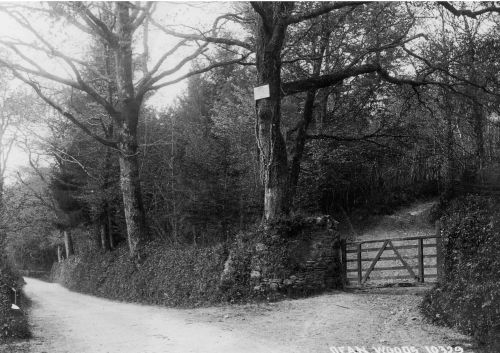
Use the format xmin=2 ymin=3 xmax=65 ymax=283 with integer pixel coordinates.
xmin=342 ymin=236 xmax=442 ymax=286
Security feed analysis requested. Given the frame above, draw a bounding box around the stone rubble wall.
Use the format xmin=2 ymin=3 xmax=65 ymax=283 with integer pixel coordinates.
xmin=249 ymin=216 xmax=343 ymax=296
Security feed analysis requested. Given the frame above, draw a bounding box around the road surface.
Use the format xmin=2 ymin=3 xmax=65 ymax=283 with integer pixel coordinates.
xmin=3 ymin=278 xmax=478 ymax=353
xmin=20 ymin=278 xmax=286 ymax=353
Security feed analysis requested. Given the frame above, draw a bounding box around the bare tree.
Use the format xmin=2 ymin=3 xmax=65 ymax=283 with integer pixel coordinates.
xmin=0 ymin=2 xmax=249 ymax=256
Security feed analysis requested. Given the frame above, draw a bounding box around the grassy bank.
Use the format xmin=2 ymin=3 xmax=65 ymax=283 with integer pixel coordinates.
xmin=422 ymin=195 xmax=500 ymax=352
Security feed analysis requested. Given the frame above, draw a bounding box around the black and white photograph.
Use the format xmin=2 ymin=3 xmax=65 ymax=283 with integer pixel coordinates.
xmin=0 ymin=1 xmax=499 ymax=352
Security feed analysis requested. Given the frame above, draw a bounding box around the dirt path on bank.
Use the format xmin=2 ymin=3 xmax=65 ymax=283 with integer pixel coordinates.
xmin=353 ymin=200 xmax=438 ymax=242
xmin=1 ymin=278 xmax=477 ymax=353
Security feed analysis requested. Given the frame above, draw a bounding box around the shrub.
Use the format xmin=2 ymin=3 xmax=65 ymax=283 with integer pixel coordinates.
xmin=0 ymin=257 xmax=30 ymax=340
xmin=421 ymin=195 xmax=500 ymax=351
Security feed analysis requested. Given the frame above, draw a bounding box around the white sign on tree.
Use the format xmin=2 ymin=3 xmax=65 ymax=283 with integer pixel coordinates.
xmin=253 ymin=84 xmax=270 ymax=100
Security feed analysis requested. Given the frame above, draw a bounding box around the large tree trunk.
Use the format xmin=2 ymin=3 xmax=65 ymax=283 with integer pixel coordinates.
xmin=257 ymin=100 xmax=289 ymax=222
xmin=254 ymin=2 xmax=293 ymax=222
xmin=99 ymin=141 xmax=114 ymax=252
xmin=117 ymin=143 xmax=147 ymax=255
xmin=253 ymin=4 xmax=335 ymax=220
xmin=114 ymin=2 xmax=148 ymax=256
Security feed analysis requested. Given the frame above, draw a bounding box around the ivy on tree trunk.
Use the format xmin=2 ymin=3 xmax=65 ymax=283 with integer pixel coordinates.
xmin=253 ymin=2 xmax=293 ymax=222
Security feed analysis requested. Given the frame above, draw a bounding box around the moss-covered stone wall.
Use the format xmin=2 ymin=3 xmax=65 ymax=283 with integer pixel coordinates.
xmin=221 ymin=216 xmax=343 ymax=298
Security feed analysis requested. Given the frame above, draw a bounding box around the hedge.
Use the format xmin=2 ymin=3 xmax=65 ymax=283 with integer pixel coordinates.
xmin=51 ymin=241 xmax=234 ymax=307
xmin=421 ymin=195 xmax=500 ymax=352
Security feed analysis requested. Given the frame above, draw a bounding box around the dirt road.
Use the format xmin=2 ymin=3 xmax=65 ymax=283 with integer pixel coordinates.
xmin=15 ymin=278 xmax=286 ymax=353
xmin=2 ymin=278 xmax=478 ymax=353
xmin=186 ymin=286 xmax=478 ymax=353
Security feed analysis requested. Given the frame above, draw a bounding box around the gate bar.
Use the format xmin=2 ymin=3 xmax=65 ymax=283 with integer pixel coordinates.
xmin=357 ymin=243 xmax=362 ymax=284
xmin=418 ymin=238 xmax=424 ymax=282
xmin=387 ymin=240 xmax=418 ymax=280
xmin=349 ymin=235 xmax=438 ymax=245
xmin=362 ymin=240 xmax=389 ymax=283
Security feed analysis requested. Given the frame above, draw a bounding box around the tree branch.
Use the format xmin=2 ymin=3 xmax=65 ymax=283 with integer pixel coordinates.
xmin=131 ymin=2 xmax=153 ymax=30
xmin=149 ymin=53 xmax=251 ymax=91
xmin=4 ymin=40 xmax=112 ymax=84
xmin=0 ymin=56 xmax=118 ymax=117
xmin=149 ymin=17 xmax=253 ymax=51
xmin=74 ymin=2 xmax=118 ymax=46
xmin=282 ymin=61 xmax=459 ymax=96
xmin=251 ymin=2 xmax=272 ymax=27
xmin=285 ymin=2 xmax=367 ymax=24
xmin=438 ymin=1 xmax=500 ymax=18
xmin=282 ymin=64 xmax=381 ymax=95
xmin=8 ymin=70 xmax=118 ymax=148
xmin=136 ymin=39 xmax=188 ymax=93
xmin=139 ymin=42 xmax=210 ymax=95
xmin=0 ymin=36 xmax=118 ymax=117
xmin=345 ymin=33 xmax=427 ymax=70
xmin=306 ymin=132 xmax=412 ymax=141
xmin=46 ymin=3 xmax=95 ymax=36
xmin=402 ymin=46 xmax=496 ymax=96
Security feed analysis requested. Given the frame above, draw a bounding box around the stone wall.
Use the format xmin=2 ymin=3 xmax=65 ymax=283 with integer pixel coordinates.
xmin=251 ymin=216 xmax=343 ymax=296
xmin=221 ymin=215 xmax=344 ymax=298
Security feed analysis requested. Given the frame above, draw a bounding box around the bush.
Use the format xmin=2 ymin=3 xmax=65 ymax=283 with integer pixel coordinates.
xmin=421 ymin=195 xmax=500 ymax=351
xmin=0 ymin=257 xmax=30 ymax=340
xmin=51 ymin=241 xmax=232 ymax=307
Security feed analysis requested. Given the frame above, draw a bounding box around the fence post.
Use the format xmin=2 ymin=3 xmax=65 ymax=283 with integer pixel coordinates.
xmin=418 ymin=238 xmax=424 ymax=283
xmin=6 ymin=286 xmax=18 ymax=306
xmin=357 ymin=243 xmax=362 ymax=285
xmin=340 ymin=239 xmax=347 ymax=287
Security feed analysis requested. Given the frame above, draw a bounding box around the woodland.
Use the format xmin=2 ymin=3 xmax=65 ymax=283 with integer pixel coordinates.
xmin=0 ymin=1 xmax=500 ymax=347
xmin=0 ymin=0 xmax=499 ymax=320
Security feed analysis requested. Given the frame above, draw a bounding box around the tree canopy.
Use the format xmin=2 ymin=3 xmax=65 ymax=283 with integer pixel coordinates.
xmin=0 ymin=1 xmax=499 ymax=262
